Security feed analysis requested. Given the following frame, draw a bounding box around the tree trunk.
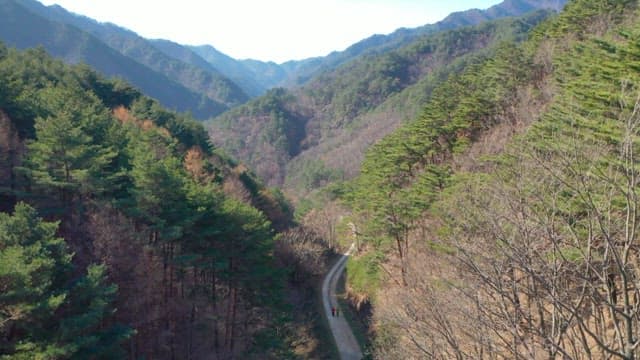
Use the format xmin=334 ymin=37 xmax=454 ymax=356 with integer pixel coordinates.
xmin=211 ymin=264 xmax=220 ymax=355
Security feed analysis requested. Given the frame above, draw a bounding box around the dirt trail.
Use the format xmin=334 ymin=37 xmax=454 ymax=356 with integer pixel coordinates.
xmin=322 ymin=243 xmax=363 ymax=360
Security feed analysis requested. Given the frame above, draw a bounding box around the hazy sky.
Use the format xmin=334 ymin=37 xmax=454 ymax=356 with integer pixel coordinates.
xmin=37 ymin=0 xmax=503 ymax=63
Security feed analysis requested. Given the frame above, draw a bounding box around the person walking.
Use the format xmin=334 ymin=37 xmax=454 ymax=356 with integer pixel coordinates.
xmin=336 ymin=307 xmax=340 ymax=317
xmin=331 ymin=307 xmax=335 ymax=317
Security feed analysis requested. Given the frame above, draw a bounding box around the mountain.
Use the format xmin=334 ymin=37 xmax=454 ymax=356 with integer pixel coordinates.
xmin=0 ymin=0 xmax=249 ymax=119
xmin=208 ymin=0 xmax=565 ymax=190
xmin=0 ymin=0 xmax=567 ymax=125
xmin=22 ymin=0 xmax=251 ymax=108
xmin=5 ymin=0 xmax=635 ymax=358
xmin=191 ymin=0 xmax=568 ymax=95
xmin=0 ymin=42 xmax=342 ymax=358
xmin=338 ymin=0 xmax=640 ymax=358
xmin=189 ymin=45 xmax=333 ymax=93
xmin=188 ymin=44 xmax=273 ymax=97
xmin=269 ymin=0 xmax=567 ymax=87
xmin=438 ymin=0 xmax=565 ymax=26
xmin=0 ymin=0 xmax=230 ymax=119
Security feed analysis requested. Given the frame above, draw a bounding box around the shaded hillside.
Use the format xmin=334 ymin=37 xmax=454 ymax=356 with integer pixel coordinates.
xmin=209 ymin=88 xmax=310 ymax=186
xmin=338 ymin=0 xmax=640 ymax=358
xmin=0 ymin=0 xmax=230 ymax=119
xmin=150 ymin=39 xmax=219 ymax=75
xmin=189 ymin=44 xmax=271 ymax=97
xmin=2 ymin=0 xmax=249 ymax=119
xmin=210 ymin=9 xmax=554 ymax=190
xmin=22 ymin=0 xmax=250 ymax=110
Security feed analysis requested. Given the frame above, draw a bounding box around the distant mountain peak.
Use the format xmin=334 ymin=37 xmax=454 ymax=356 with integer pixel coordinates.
xmin=0 ymin=0 xmax=249 ymax=119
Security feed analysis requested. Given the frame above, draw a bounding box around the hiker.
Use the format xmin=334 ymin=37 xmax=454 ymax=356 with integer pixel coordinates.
xmin=331 ymin=307 xmax=335 ymax=317
xmin=336 ymin=308 xmax=340 ymax=317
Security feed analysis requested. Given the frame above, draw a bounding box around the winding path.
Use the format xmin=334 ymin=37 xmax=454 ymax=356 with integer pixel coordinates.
xmin=322 ymin=243 xmax=363 ymax=360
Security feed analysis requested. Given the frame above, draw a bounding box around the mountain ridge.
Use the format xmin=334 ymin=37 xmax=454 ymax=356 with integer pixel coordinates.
xmin=0 ymin=0 xmax=229 ymax=118
xmin=0 ymin=0 xmax=567 ymax=124
xmin=15 ymin=0 xmax=250 ymax=109
xmin=207 ymin=1 xmax=566 ymax=191
xmin=264 ymin=0 xmax=568 ymax=87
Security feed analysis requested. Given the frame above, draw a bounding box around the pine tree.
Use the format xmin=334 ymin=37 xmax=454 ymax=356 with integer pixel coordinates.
xmin=58 ymin=264 xmax=133 ymax=359
xmin=0 ymin=202 xmax=70 ymax=357
xmin=24 ymin=87 xmax=117 ymax=207
xmin=0 ymin=203 xmax=130 ymax=358
xmin=126 ymin=126 xmax=189 ymax=240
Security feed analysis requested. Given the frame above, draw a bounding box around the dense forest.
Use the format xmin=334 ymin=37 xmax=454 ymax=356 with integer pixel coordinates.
xmin=0 ymin=45 xmax=337 ymax=359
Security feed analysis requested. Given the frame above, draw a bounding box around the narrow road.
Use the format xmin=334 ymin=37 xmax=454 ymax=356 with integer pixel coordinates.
xmin=322 ymin=243 xmax=363 ymax=360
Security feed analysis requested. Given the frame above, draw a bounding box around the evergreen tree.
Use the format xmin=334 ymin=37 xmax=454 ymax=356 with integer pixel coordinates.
xmin=0 ymin=202 xmax=70 ymax=357
xmin=126 ymin=126 xmax=189 ymax=240
xmin=0 ymin=203 xmax=130 ymax=358
xmin=24 ymin=87 xmax=117 ymax=206
xmin=57 ymin=264 xmax=133 ymax=360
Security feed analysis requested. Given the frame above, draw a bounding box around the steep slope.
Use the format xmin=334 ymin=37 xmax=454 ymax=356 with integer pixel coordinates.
xmin=275 ymin=0 xmax=567 ymax=87
xmin=0 ymin=0 xmax=227 ymax=119
xmin=0 ymin=43 xmax=332 ymax=358
xmin=188 ymin=44 xmax=270 ymax=97
xmin=340 ymin=0 xmax=640 ymax=358
xmin=438 ymin=0 xmax=566 ymax=26
xmin=210 ymin=88 xmax=310 ymax=186
xmin=195 ymin=0 xmax=568 ymax=93
xmin=6 ymin=0 xmax=249 ymax=119
xmin=149 ymin=39 xmax=218 ymax=74
xmin=210 ymin=8 xmax=555 ymax=190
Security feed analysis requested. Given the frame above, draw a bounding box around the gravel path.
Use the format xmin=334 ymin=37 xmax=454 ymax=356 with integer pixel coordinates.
xmin=322 ymin=243 xmax=363 ymax=360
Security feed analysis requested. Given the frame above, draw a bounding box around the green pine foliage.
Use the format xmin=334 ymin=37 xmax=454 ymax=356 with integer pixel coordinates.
xmin=344 ymin=0 xmax=639 ymax=296
xmin=0 ymin=203 xmax=131 ymax=359
xmin=341 ymin=0 xmax=640 ymax=356
xmin=55 ymin=264 xmax=133 ymax=360
xmin=126 ymin=126 xmax=189 ymax=238
xmin=24 ymin=87 xmax=119 ymax=206
xmin=346 ymin=41 xmax=533 ymax=270
xmin=426 ymin=13 xmax=640 ymax=356
xmin=0 ymin=43 xmax=296 ymax=358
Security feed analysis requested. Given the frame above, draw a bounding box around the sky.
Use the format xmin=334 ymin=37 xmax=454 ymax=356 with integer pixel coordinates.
xmin=37 ymin=0 xmax=503 ymax=63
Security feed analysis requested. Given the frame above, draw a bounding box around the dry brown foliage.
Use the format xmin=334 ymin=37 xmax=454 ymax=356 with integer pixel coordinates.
xmin=184 ymin=146 xmax=206 ymax=181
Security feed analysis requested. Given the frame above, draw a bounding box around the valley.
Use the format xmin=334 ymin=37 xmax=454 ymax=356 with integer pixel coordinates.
xmin=4 ymin=0 xmax=640 ymax=359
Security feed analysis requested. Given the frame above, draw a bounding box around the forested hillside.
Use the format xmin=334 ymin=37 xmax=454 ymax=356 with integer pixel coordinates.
xmin=6 ymin=0 xmax=638 ymax=358
xmin=186 ymin=0 xmax=566 ymax=99
xmin=210 ymin=8 xmax=558 ymax=191
xmin=0 ymin=0 xmax=249 ymax=119
xmin=188 ymin=45 xmax=278 ymax=97
xmin=265 ymin=0 xmax=567 ymax=89
xmin=0 ymin=0 xmax=567 ymax=127
xmin=334 ymin=0 xmax=640 ymax=358
xmin=0 ymin=44 xmax=337 ymax=359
